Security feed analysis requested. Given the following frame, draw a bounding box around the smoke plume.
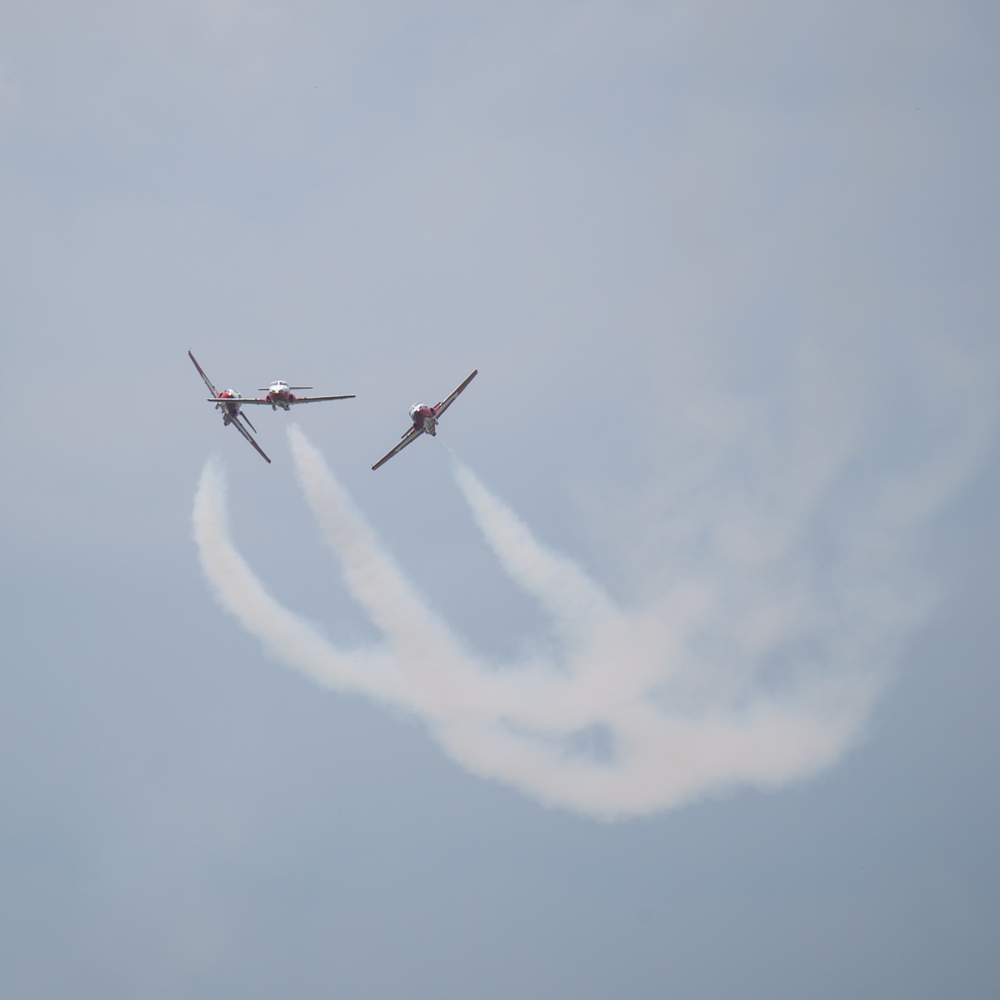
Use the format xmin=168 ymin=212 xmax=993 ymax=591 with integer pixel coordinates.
xmin=190 ymin=425 xmax=933 ymax=819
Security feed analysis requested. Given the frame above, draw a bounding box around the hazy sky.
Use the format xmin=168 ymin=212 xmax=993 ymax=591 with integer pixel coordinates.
xmin=2 ymin=2 xmax=998 ymax=997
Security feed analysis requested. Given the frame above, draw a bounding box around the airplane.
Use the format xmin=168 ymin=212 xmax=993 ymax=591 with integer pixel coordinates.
xmin=240 ymin=380 xmax=356 ymax=411
xmin=188 ymin=350 xmax=272 ymax=464
xmin=372 ymin=369 xmax=478 ymax=471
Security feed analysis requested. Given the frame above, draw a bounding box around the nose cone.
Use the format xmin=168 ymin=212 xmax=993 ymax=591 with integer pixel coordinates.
xmin=408 ymin=403 xmax=434 ymax=428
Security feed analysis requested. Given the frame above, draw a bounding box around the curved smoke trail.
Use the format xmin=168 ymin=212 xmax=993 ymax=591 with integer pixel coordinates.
xmin=191 ymin=426 xmax=911 ymax=819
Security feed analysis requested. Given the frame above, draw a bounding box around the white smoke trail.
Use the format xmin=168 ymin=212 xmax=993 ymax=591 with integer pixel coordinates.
xmin=192 ymin=427 xmax=908 ymax=819
xmin=192 ymin=458 xmax=404 ymax=705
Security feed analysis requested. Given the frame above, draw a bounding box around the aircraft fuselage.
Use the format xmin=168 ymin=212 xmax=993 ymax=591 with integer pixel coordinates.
xmin=216 ymin=390 xmax=244 ymax=424
xmin=408 ymin=403 xmax=437 ymax=436
xmin=264 ymin=381 xmax=297 ymax=410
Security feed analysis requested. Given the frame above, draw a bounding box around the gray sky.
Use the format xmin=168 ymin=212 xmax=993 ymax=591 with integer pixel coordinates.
xmin=2 ymin=1 xmax=998 ymax=996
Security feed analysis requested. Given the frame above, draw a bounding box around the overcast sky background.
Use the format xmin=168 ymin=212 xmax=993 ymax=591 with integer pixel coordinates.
xmin=1 ymin=1 xmax=998 ymax=997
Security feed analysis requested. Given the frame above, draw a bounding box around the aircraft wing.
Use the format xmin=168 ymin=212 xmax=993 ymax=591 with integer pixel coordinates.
xmin=288 ymin=394 xmax=356 ymax=404
xmin=232 ymin=414 xmax=272 ymax=464
xmin=228 ymin=394 xmax=356 ymax=405
xmin=371 ymin=426 xmax=424 ymax=471
xmin=189 ymin=351 xmax=220 ymax=397
xmin=433 ymin=369 xmax=478 ymax=417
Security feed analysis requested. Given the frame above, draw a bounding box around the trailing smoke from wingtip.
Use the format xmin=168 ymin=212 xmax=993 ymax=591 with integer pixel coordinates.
xmin=192 ymin=426 xmax=894 ymax=819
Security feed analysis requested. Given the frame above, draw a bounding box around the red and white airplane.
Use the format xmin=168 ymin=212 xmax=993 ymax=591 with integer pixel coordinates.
xmin=189 ymin=350 xmax=272 ymax=464
xmin=371 ymin=369 xmax=478 ymax=471
xmin=243 ymin=379 xmax=356 ymax=411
